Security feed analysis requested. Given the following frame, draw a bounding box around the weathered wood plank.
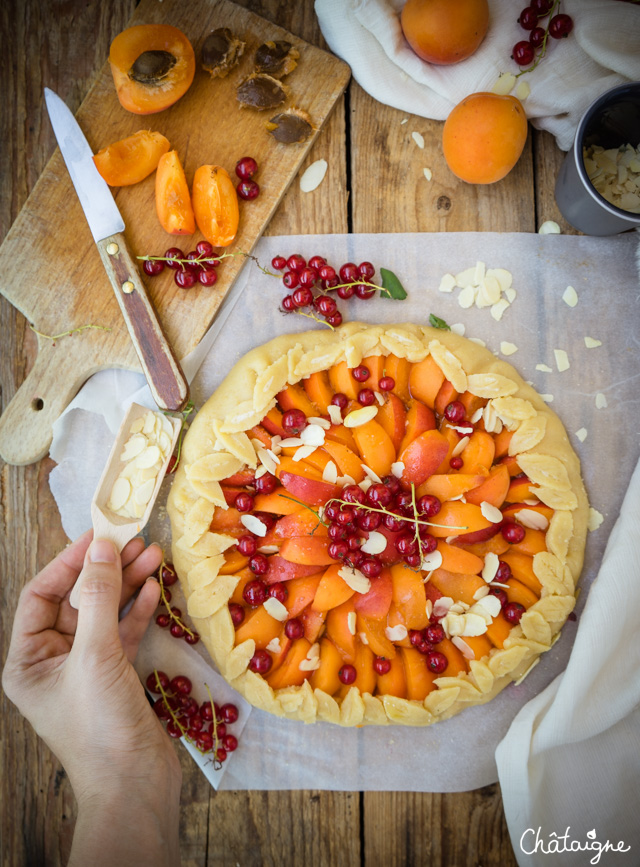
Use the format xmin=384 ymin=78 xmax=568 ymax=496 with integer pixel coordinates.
xmin=533 ymin=129 xmax=580 ymax=235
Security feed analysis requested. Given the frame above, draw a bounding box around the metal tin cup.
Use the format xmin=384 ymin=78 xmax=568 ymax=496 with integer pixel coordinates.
xmin=555 ymin=82 xmax=640 ymax=235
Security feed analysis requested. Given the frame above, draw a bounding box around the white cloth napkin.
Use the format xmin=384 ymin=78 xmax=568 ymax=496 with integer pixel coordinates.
xmin=495 ymin=457 xmax=640 ymax=867
xmin=314 ymin=0 xmax=640 ymax=151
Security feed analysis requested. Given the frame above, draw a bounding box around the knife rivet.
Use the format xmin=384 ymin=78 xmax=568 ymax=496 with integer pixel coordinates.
xmin=106 ymin=242 xmax=119 ymax=256
xmin=122 ymin=280 xmax=135 ymax=294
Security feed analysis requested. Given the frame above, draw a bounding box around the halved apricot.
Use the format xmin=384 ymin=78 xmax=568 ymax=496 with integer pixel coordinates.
xmin=109 ymin=25 xmax=195 ymax=114
xmin=156 ymin=150 xmax=195 ymax=235
xmin=94 ymin=130 xmax=170 ymax=186
xmin=192 ymin=165 xmax=239 ymax=247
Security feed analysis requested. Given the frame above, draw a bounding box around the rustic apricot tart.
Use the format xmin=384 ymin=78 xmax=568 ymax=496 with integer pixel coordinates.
xmin=167 ymin=323 xmax=588 ymax=726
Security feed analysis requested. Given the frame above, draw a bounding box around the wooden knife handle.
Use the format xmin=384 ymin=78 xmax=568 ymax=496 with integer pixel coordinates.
xmin=97 ymin=232 xmax=189 ymax=411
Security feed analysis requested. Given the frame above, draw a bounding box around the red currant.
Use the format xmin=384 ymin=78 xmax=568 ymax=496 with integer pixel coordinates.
xmin=338 ymin=664 xmax=357 ymax=685
xmin=237 ymin=534 xmax=258 ymax=556
xmin=196 ymin=240 xmax=214 ymax=256
xmin=328 ymin=540 xmax=349 ymax=560
xmin=235 ymin=156 xmax=258 ymax=180
xmin=337 ymin=284 xmax=354 ymax=300
xmin=317 ymin=296 xmax=337 ymax=316
xmin=298 ymin=267 xmax=318 ymax=287
xmin=268 ymin=583 xmax=288 ymax=603
xmin=284 ymin=618 xmax=304 ymax=640
xmin=360 ymin=557 xmax=382 ymax=579
xmin=518 ymin=6 xmax=539 ymax=30
xmin=282 ymin=408 xmax=307 ymax=433
xmin=282 ymin=270 xmax=299 ymax=290
xmin=327 ymin=312 xmax=343 ymax=327
xmin=425 ymin=623 xmax=445 ymax=644
xmin=319 ymin=264 xmax=336 ymax=281
xmin=146 ymin=671 xmax=170 ymax=692
xmin=249 ymin=649 xmax=272 ymax=674
xmin=354 ymin=283 xmax=375 ymax=300
xmin=292 ymin=286 xmax=313 ymax=307
xmin=272 ymin=255 xmax=287 ymax=270
xmin=170 ymin=675 xmax=192 ymax=695
xmin=426 ymin=651 xmax=448 ymax=674
xmin=366 ymin=483 xmax=393 ymax=507
xmin=352 ymin=365 xmax=370 ymax=382
xmin=373 ymin=656 xmax=391 ymax=675
xmin=395 ymin=533 xmax=417 ymax=556
xmin=185 ymin=251 xmax=203 ymax=271
xmin=170 ymin=623 xmax=185 ymax=638
xmin=175 ymin=269 xmax=196 ymax=289
xmin=222 ymin=734 xmax=238 ymax=752
xmin=529 ymin=26 xmax=546 ymax=48
xmin=378 ymin=376 xmax=395 ymax=391
xmin=221 ymin=703 xmax=239 ymax=724
xmin=444 ymin=400 xmax=466 ymax=424
xmin=156 ymin=613 xmax=171 ymax=628
xmin=229 ymin=602 xmax=245 ymax=627
xmin=287 ymin=254 xmax=306 ymax=272
xmin=330 ymin=393 xmax=348 ymax=409
xmin=496 ymin=560 xmax=512 ymax=582
xmin=343 ymin=484 xmax=366 ymax=504
xmin=501 ymin=522 xmax=525 ymax=544
xmin=243 ymin=579 xmax=267 ymax=606
xmin=549 ymin=13 xmax=573 ymax=38
xmin=489 ymin=587 xmax=508 ymax=608
xmin=357 ymin=388 xmax=375 ymax=406
xmin=513 ymin=40 xmax=535 ymax=65
xmin=282 ymin=295 xmax=295 ymax=312
xmin=449 ymin=456 xmax=463 ymax=470
xmin=164 ymin=247 xmax=184 ymax=269
xmin=237 ymin=180 xmax=260 ymax=200
xmin=198 ymin=269 xmax=218 ymax=286
xmin=531 ymin=0 xmax=552 ymax=13
xmin=358 ymin=261 xmax=375 ymax=280
xmin=356 ymin=510 xmax=381 ymax=531
xmin=185 ymin=631 xmax=200 ymax=645
xmin=248 ymin=554 xmax=269 ymax=576
xmin=143 ymin=259 xmax=164 ymax=276
xmin=254 ymin=473 xmax=277 ymax=494
xmin=234 ymin=492 xmax=254 ymax=512
xmin=417 ymin=494 xmax=441 ymax=516
xmin=504 ymin=602 xmax=525 ymax=624
xmin=339 ymin=262 xmax=359 ymax=282
xmin=404 ymin=552 xmax=422 ymax=568
xmin=309 ymin=255 xmax=326 ymax=271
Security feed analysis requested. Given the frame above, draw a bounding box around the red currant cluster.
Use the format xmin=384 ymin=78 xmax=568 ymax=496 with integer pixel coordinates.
xmin=235 ymin=156 xmax=260 ymax=201
xmin=143 ymin=240 xmax=221 ymax=289
xmin=147 ymin=671 xmax=239 ymax=764
xmin=154 ymin=561 xmax=201 ymax=645
xmin=270 ymin=253 xmax=381 ymax=329
xmin=513 ymin=0 xmax=573 ymax=68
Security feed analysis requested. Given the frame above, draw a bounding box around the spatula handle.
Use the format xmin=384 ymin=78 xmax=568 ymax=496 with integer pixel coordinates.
xmin=97 ymin=232 xmax=189 ymax=412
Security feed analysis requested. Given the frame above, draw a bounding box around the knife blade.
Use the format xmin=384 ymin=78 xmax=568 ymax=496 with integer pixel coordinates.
xmin=44 ymin=87 xmax=189 ymax=412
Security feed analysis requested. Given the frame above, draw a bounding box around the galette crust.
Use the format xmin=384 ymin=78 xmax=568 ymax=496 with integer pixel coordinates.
xmin=167 ymin=323 xmax=588 ymax=726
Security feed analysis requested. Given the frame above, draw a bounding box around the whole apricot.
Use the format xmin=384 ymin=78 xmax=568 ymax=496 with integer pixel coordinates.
xmin=401 ymin=0 xmax=489 ymax=65
xmin=442 ymin=92 xmax=528 ymax=184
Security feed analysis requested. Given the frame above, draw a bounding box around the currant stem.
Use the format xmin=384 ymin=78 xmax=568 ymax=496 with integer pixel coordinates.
xmin=204 ymin=683 xmax=224 ymax=770
xmin=30 ymin=323 xmax=111 ymax=342
xmin=292 ymin=308 xmax=334 ymax=330
xmin=158 ymin=555 xmax=196 ymax=638
xmin=278 ymin=495 xmax=326 ymax=532
xmin=514 ymin=0 xmax=562 ymax=78
xmin=324 ymin=496 xmax=468 ymax=532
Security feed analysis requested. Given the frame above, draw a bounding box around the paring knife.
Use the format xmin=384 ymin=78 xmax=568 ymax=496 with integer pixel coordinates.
xmin=44 ymin=87 xmax=189 ymax=412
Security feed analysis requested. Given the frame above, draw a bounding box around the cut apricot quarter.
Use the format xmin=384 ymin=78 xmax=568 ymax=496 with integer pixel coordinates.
xmin=376 ymin=393 xmax=406 ymax=452
xmin=109 ymin=24 xmax=195 ymax=114
xmin=261 ymin=408 xmax=286 ymax=438
xmin=353 ymin=568 xmax=393 ymax=620
xmin=230 ymin=567 xmax=254 ymax=605
xmin=501 ymin=551 xmax=542 ymax=594
xmin=312 ymin=564 xmax=355 ymax=612
xmin=156 ymin=151 xmax=195 ymax=235
xmin=94 ymin=130 xmax=170 ymax=186
xmin=234 ymin=606 xmax=282 ymax=650
xmin=436 ymin=541 xmax=484 ymax=575
xmin=361 ymin=356 xmax=384 ymax=391
xmin=400 ymin=429 xmax=450 ymax=485
xmin=386 ymin=604 xmax=412 ymax=646
xmin=510 ymin=527 xmax=547 ymax=557
xmin=402 ymin=647 xmax=437 ymax=701
xmin=462 ymin=634 xmax=492 ymax=661
xmin=279 ymin=536 xmax=334 ymax=566
xmin=300 ymin=606 xmax=326 ymax=642
xmin=266 ymin=638 xmax=312 ymax=689
xmin=357 ymin=614 xmax=396 ymax=658
xmin=390 ymin=563 xmax=429 ymax=630
xmin=398 ymin=399 xmax=436 ymax=455
xmin=250 ymin=424 xmax=273 ymax=448
xmin=409 ymin=356 xmax=445 ymax=408
xmin=275 ymin=455 xmax=322 ymax=481
xmin=460 ymin=430 xmax=495 ymax=475
xmin=253 ymin=490 xmax=306 ymax=516
xmin=274 ymin=510 xmax=327 ymax=539
xmin=310 ymin=638 xmax=344 ymax=696
xmin=384 ymin=355 xmax=411 ymax=401
xmin=440 ymin=637 xmax=468 ymax=677
xmin=352 ymin=419 xmax=395 ymax=478
xmin=303 ymin=371 xmax=333 ymax=415
xmin=486 ymin=611 xmax=512 ymax=648
xmin=209 ymin=505 xmax=244 ymax=536
xmin=328 ymin=361 xmax=359 ymax=400
xmin=376 ymin=654 xmax=407 ymax=699
xmin=283 ymin=574 xmax=323 ymax=617
xmin=321 ymin=439 xmax=365 ymax=482
xmin=326 ymin=600 xmax=357 ymax=662
xmin=325 ymin=423 xmax=358 ymax=452
xmin=505 ymin=578 xmax=539 ymax=609
xmin=277 ymin=384 xmax=318 ymax=418
xmin=219 ymin=549 xmax=248 ymax=575
xmin=427 ymin=501 xmax=493 ymax=538
xmin=429 ymin=568 xmax=485 ymax=606
xmin=192 ymin=165 xmax=239 ymax=247
xmin=434 ymin=380 xmax=458 ymax=417
xmin=418 ymin=472 xmax=486 ymax=501
xmin=456 ymin=534 xmax=509 ymax=558
xmin=465 ymin=464 xmax=510 ymax=508
xmin=351 ymin=643 xmax=376 ymax=696
xmin=493 ymin=428 xmax=513 ymax=459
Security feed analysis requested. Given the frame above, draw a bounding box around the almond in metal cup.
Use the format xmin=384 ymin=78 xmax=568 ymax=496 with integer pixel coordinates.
xmin=555 ymin=82 xmax=640 ymax=235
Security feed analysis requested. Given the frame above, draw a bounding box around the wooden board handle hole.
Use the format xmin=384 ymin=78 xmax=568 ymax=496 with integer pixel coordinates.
xmin=31 ymin=398 xmax=44 ymax=411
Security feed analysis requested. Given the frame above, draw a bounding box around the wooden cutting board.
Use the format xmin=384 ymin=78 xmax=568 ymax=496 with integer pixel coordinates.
xmin=0 ymin=0 xmax=349 ymax=466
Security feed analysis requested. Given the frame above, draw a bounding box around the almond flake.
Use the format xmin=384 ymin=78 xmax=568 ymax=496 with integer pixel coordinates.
xmin=433 ymin=596 xmax=453 ymax=618
xmin=423 ymin=167 xmax=432 ymax=181
xmin=482 ymin=552 xmax=499 ymax=583
xmin=490 ymin=299 xmax=510 ymax=321
xmin=500 ymin=341 xmax=518 ymax=356
xmin=322 ymin=460 xmax=338 ymax=483
xmin=257 ymin=449 xmax=278 ymax=475
xmin=300 ymin=424 xmax=325 ymax=446
xmin=374 ymin=391 xmax=385 ymax=406
xmin=412 ymin=131 xmax=425 ymax=149
xmin=339 ymin=565 xmax=371 ymax=594
xmin=258 ymin=545 xmax=279 ymax=555
xmin=109 ymin=477 xmax=131 ymax=511
xmin=263 ymin=597 xmax=288 ymax=621
xmin=359 ymin=631 xmax=369 ymax=645
xmin=385 ymin=624 xmax=408 ymax=642
xmin=588 ymin=508 xmax=604 ymax=531
xmin=491 ymin=72 xmax=516 ymax=95
xmin=470 ymin=407 xmax=484 ymax=423
xmin=450 ymin=323 xmax=466 ymax=336
xmin=359 ymin=478 xmax=372 ymax=493
xmin=121 ymin=433 xmax=147 ymax=461
xmin=134 ymin=478 xmax=155 ymax=506
xmin=458 ymin=285 xmax=476 ymax=309
xmin=490 ymin=581 xmax=510 ymax=590
xmin=473 ymin=585 xmax=490 ymax=601
xmin=562 ymin=286 xmax=578 ymax=307
xmin=515 ymin=509 xmax=549 ymax=531
xmin=347 ymin=611 xmax=357 ymax=635
xmin=299 ymin=158 xmax=327 ymax=193
xmin=541 ymin=394 xmax=554 ymax=403
xmin=240 ymin=514 xmax=268 ymax=537
xmin=136 ymin=445 xmax=161 ymax=469
xmin=361 ymin=463 xmax=382 ymax=483
xmin=391 ymin=461 xmax=405 ymax=478
xmin=474 ymin=261 xmax=486 ymax=284
xmin=307 ymin=417 xmax=331 ymax=429
xmin=425 ymin=599 xmax=433 ymax=620
xmin=421 ymin=550 xmax=443 ymax=571
xmin=438 ymin=273 xmax=456 ymax=293
xmin=327 ymin=405 xmax=342 ymax=425
xmin=266 ymin=637 xmax=281 ymax=653
xmin=595 ymin=393 xmax=608 ymax=409
xmin=255 ymin=465 xmax=267 ymax=479
xmin=515 ymin=80 xmax=531 ymax=101
xmin=480 ymin=501 xmax=503 ymax=523
xmin=279 ymin=437 xmax=304 ymax=448
xmin=473 ymin=594 xmax=502 ymax=619
xmin=307 ymin=642 xmax=320 ymax=659
xmin=293 ymin=444 xmax=316 ymax=462
xmin=554 ymin=349 xmax=570 ymax=372
xmin=538 ymin=220 xmax=561 ymax=234
xmin=584 ymin=336 xmax=602 ymax=349
xmin=451 ymin=435 xmax=469 ymax=457
xmin=343 ymin=406 xmax=378 ymax=427
xmin=361 ymin=531 xmax=387 ymax=555
xmin=575 ymin=427 xmax=588 ymax=443
xmin=452 ymin=636 xmax=475 ymax=659
xmin=338 ymin=474 xmax=356 ymax=487
xmin=536 ymin=363 xmax=553 ymax=373
xmin=299 ymin=657 xmax=321 ymax=671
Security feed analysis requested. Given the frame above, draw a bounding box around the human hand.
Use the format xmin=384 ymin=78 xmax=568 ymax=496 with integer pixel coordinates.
xmin=2 ymin=531 xmax=181 ymax=802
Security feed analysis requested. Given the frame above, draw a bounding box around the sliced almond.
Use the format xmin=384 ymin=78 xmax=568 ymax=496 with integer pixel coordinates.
xmin=361 ymin=531 xmax=387 ymax=555
xmin=385 ymin=624 xmax=408 ymax=642
xmin=240 ymin=514 xmax=268 ymax=537
xmin=343 ymin=406 xmax=378 ymax=427
xmin=263 ymin=597 xmax=288 ymax=621
xmin=299 ymin=159 xmax=327 ymax=193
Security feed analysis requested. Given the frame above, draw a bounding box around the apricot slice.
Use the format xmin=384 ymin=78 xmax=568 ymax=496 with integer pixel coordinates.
xmin=506 ymin=475 xmax=535 ymax=503
xmin=279 ymin=536 xmax=334 ymax=566
xmin=505 ymin=578 xmax=539 ymax=609
xmin=299 ymin=605 xmax=326 ymax=642
xmin=249 ymin=424 xmax=273 ymax=448
xmin=376 ymin=393 xmax=406 ymax=452
xmin=352 ymin=419 xmax=396 ymax=478
xmin=230 ymin=567 xmax=254 ymax=605
xmin=386 ymin=604 xmax=412 ymax=647
xmin=384 ymin=355 xmax=411 ymax=402
xmin=353 ymin=568 xmax=393 ymax=619
xmin=361 ymin=356 xmax=384 ymax=391
xmin=275 ymin=456 xmax=322 ymax=481
xmin=454 ymin=534 xmax=510 ymax=559
xmin=156 ymin=151 xmax=195 ymax=235
xmin=408 ymin=356 xmax=445 ymax=408
xmin=268 ymin=631 xmax=292 ymax=674
xmin=436 ymin=541 xmax=484 ymax=575
xmin=279 ymin=470 xmax=340 ymax=507
xmin=266 ymin=638 xmax=312 ymax=689
xmin=357 ymin=614 xmax=396 ymax=659
xmin=303 ymin=371 xmax=333 ymax=415
xmin=439 ymin=637 xmax=468 ymax=677
xmin=486 ymin=611 xmax=512 ymax=648
xmin=94 ymin=130 xmax=170 ymax=186
xmin=510 ymin=527 xmax=547 ymax=557
xmin=234 ymin=605 xmax=282 ymax=650
xmin=310 ymin=638 xmax=344 ymax=696
xmin=390 ymin=563 xmax=429 ymax=630
xmin=443 ymin=92 xmax=528 ymax=185
xmin=460 ymin=431 xmax=496 ymax=475
xmin=459 ymin=391 xmax=487 ymax=418
xmin=274 ymin=510 xmax=327 ymax=539
xmin=427 ymin=501 xmax=493 ymax=538
xmin=312 ymin=565 xmax=355 ymax=612
xmin=263 ymin=557 xmax=323 ymax=587
xmin=328 ymin=361 xmax=359 ymax=400
xmin=321 ymin=439 xmax=365 ymax=482
xmin=325 ymin=423 xmax=358 ymax=452
xmin=277 ymin=384 xmax=317 ymax=417
xmin=253 ymin=490 xmax=306 ymax=516
xmin=418 ymin=472 xmax=486 ymax=501
xmin=434 ymin=424 xmax=461 ymax=474
xmin=434 ymin=380 xmax=459 ymax=417
xmin=326 ymin=599 xmax=357 ymax=662
xmin=399 ymin=429 xmax=450 ymax=485
xmin=429 ymin=568 xmax=486 ymax=607
xmin=500 ymin=551 xmax=542 ymax=594
xmin=493 ymin=428 xmax=514 ymax=460
xmin=402 ymin=647 xmax=437 ymax=701
xmin=219 ymin=549 xmax=249 ymax=575
xmin=465 ymin=464 xmax=510 ymax=508
xmin=109 ymin=25 xmax=195 ymax=114
xmin=192 ymin=165 xmax=239 ymax=248
xmin=376 ymin=654 xmax=407 ymax=699
xmin=461 ymin=634 xmax=493 ymax=661
xmin=283 ymin=574 xmax=323 ymax=615
xmin=261 ymin=408 xmax=286 ymax=438
xmin=398 ymin=399 xmax=436 ymax=455
xmin=210 ymin=505 xmax=244 ymax=536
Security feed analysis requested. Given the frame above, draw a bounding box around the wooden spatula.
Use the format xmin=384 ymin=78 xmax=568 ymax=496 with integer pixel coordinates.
xmin=69 ymin=402 xmax=181 ymax=609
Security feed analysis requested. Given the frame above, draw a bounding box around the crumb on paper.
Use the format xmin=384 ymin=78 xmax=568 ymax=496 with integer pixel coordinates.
xmin=575 ymin=428 xmax=588 ymax=442
xmin=562 ymin=286 xmax=578 ymax=307
xmin=595 ymin=392 xmax=608 ymax=409
xmin=584 ymin=336 xmax=602 ymax=348
xmin=588 ymin=507 xmax=604 ymax=531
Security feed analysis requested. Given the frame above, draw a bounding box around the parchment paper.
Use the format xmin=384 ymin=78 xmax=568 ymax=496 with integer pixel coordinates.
xmin=49 ymin=231 xmax=640 ymax=791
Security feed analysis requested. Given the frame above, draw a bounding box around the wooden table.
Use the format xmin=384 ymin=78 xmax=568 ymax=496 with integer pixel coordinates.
xmin=0 ymin=1 xmax=576 ymax=863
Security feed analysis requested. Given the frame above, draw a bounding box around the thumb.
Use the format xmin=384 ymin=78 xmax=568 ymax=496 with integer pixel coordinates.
xmin=73 ymin=539 xmax=123 ymax=655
